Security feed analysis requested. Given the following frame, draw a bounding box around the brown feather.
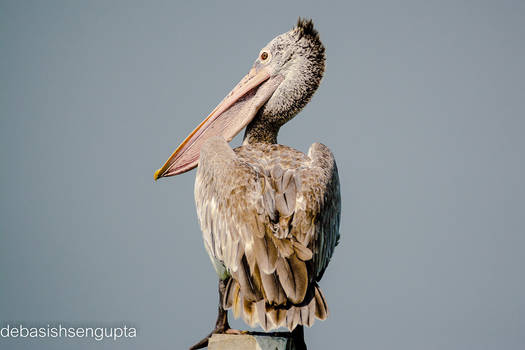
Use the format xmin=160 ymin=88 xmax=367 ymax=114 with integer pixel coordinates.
xmin=300 ymin=303 xmax=311 ymax=328
xmin=271 ymin=234 xmax=294 ymax=257
xmin=293 ymin=240 xmax=313 ymax=261
xmin=285 ymin=307 xmax=294 ymax=330
xmin=267 ymin=308 xmax=287 ymax=329
xmin=253 ymin=234 xmax=278 ymax=274
xmin=276 ymin=255 xmax=308 ymax=304
xmin=232 ymin=283 xmax=242 ymax=318
xmin=243 ymin=299 xmax=257 ymax=327
xmin=234 ymin=256 xmax=261 ymax=301
xmin=307 ymin=297 xmax=316 ymax=327
xmin=275 ymin=308 xmax=288 ymax=328
xmin=288 ymin=254 xmax=309 ymax=302
xmin=314 ymin=285 xmax=328 ymax=320
xmin=285 ymin=306 xmax=301 ymax=330
xmin=260 ymin=271 xmax=286 ymax=305
xmin=255 ymin=300 xmax=271 ymax=331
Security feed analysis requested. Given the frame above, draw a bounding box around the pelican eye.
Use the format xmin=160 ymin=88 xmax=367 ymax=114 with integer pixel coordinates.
xmin=260 ymin=51 xmax=269 ymax=61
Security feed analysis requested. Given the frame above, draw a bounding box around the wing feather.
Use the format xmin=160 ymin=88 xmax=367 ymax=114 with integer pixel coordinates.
xmin=195 ymin=137 xmax=340 ymax=330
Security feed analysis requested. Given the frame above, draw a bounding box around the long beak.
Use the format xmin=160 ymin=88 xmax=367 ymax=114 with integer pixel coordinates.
xmin=154 ymin=66 xmax=282 ymax=180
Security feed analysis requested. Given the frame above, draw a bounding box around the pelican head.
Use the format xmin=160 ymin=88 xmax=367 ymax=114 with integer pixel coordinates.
xmin=155 ymin=18 xmax=325 ymax=180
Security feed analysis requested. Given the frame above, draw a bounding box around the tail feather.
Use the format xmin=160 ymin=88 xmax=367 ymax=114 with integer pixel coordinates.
xmin=313 ymin=285 xmax=328 ymax=320
xmin=300 ymin=298 xmax=315 ymax=328
xmin=223 ymin=279 xmax=329 ymax=331
xmin=255 ymin=300 xmax=272 ymax=331
xmin=286 ymin=306 xmax=301 ymax=330
xmin=268 ymin=308 xmax=287 ymax=329
xmin=243 ymin=299 xmax=257 ymax=327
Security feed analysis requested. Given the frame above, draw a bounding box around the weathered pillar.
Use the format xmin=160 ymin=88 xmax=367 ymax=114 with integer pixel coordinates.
xmin=208 ymin=333 xmax=296 ymax=350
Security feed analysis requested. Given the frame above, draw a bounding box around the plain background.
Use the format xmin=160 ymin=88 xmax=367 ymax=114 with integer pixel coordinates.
xmin=1 ymin=1 xmax=524 ymax=349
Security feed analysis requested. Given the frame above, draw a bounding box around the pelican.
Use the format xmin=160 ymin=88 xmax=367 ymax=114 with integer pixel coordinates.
xmin=155 ymin=19 xmax=340 ymax=350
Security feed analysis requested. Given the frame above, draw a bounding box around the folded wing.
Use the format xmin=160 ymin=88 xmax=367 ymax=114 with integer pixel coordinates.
xmin=195 ymin=136 xmax=340 ymax=330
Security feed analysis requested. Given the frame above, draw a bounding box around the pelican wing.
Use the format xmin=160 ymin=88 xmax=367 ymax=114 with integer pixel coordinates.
xmin=195 ymin=137 xmax=340 ymax=329
xmin=293 ymin=142 xmax=341 ymax=281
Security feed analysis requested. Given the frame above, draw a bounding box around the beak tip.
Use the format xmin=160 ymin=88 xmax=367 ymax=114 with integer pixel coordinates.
xmin=154 ymin=169 xmax=162 ymax=181
xmin=154 ymin=67 xmax=273 ymax=183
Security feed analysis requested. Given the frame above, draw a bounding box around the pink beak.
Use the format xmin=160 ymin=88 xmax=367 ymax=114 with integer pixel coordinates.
xmin=154 ymin=66 xmax=282 ymax=180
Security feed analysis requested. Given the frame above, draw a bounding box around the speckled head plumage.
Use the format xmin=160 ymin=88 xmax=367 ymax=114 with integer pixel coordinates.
xmin=243 ymin=18 xmax=326 ymax=144
xmin=155 ymin=19 xmax=326 ymax=179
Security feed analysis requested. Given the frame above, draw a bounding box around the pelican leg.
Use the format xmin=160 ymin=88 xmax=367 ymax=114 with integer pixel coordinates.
xmin=291 ymin=325 xmax=307 ymax=350
xmin=189 ymin=278 xmax=239 ymax=350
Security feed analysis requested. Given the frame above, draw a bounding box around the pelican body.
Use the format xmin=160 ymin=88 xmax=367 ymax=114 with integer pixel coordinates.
xmin=155 ymin=19 xmax=340 ymax=349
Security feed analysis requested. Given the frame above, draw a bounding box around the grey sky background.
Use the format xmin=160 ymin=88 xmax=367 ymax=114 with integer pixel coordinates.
xmin=1 ymin=1 xmax=524 ymax=349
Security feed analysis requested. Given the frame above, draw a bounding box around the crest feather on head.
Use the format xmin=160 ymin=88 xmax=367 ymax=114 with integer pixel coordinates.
xmin=295 ymin=17 xmax=320 ymax=41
